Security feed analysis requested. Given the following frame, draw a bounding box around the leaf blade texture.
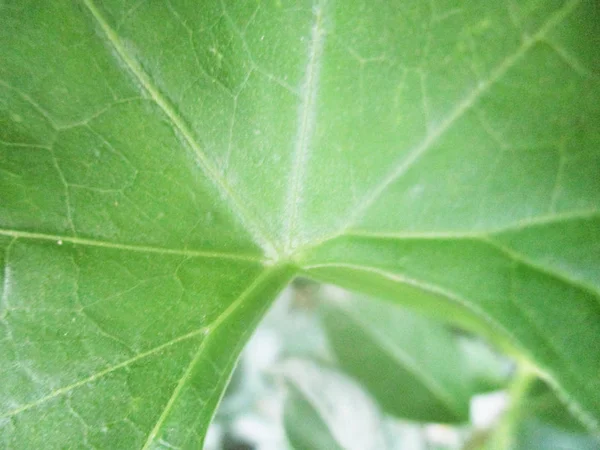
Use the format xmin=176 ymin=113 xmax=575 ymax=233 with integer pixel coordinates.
xmin=1 ymin=0 xmax=599 ymax=447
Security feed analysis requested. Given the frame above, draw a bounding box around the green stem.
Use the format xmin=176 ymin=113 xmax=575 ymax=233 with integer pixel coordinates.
xmin=488 ymin=364 xmax=537 ymax=450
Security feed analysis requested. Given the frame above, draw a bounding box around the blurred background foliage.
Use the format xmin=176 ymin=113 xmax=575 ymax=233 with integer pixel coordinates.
xmin=206 ymin=280 xmax=598 ymax=450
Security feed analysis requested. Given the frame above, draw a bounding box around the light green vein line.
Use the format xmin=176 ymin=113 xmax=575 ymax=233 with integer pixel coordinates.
xmin=342 ymin=230 xmax=484 ymax=240
xmin=80 ymin=0 xmax=279 ymax=259
xmin=300 ymin=262 xmax=519 ymax=351
xmin=0 ymin=327 xmax=208 ymax=419
xmin=505 ymin=268 xmax=600 ymax=434
xmin=284 ymin=2 xmax=326 ymax=253
xmin=301 ymin=262 xmax=498 ymax=328
xmin=0 ymin=228 xmax=266 ymax=263
xmin=0 ymin=265 xmax=283 ymax=421
xmin=0 ymin=79 xmax=59 ymax=129
xmin=483 ymin=237 xmax=600 ymax=300
xmin=339 ymin=208 xmax=600 ymax=240
xmin=0 ymin=238 xmax=16 ymax=319
xmin=306 ymin=210 xmax=599 ymax=249
xmin=488 ymin=209 xmax=599 ymax=234
xmin=342 ymin=0 xmax=582 ymax=230
xmin=305 ymin=230 xmax=600 ymax=299
xmin=141 ymin=266 xmax=280 ymax=449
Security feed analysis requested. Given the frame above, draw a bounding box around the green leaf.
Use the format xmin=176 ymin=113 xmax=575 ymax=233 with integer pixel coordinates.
xmin=282 ymin=359 xmax=387 ymax=450
xmin=492 ymin=378 xmax=600 ymax=450
xmin=1 ymin=0 xmax=599 ymax=447
xmin=321 ymin=291 xmax=508 ymax=423
xmin=285 ymin=388 xmax=344 ymax=450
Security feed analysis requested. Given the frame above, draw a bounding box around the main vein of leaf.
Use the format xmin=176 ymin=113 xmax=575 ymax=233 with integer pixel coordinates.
xmin=140 ymin=266 xmax=279 ymax=449
xmin=305 ymin=233 xmax=600 ymax=300
xmin=284 ymin=1 xmax=326 ymax=253
xmin=0 ymin=266 xmax=280 ymax=421
xmin=81 ymin=0 xmax=280 ymax=259
xmin=0 ymin=228 xmax=265 ymax=263
xmin=303 ymin=262 xmax=501 ymax=331
xmin=340 ymin=0 xmax=582 ymax=231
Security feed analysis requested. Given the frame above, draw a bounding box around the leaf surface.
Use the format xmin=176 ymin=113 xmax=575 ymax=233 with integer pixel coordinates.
xmin=1 ymin=0 xmax=599 ymax=447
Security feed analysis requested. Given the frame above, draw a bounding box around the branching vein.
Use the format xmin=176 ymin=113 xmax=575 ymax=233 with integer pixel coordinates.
xmin=0 ymin=228 xmax=265 ymax=263
xmin=140 ymin=267 xmax=279 ymax=449
xmin=0 ymin=327 xmax=207 ymax=419
xmin=81 ymin=0 xmax=279 ymax=258
xmin=341 ymin=0 xmax=582 ymax=231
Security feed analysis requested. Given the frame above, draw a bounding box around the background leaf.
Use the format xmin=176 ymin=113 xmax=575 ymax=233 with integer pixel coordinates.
xmin=321 ymin=290 xmax=510 ymax=423
xmin=282 ymin=359 xmax=387 ymax=450
xmin=489 ymin=377 xmax=600 ymax=450
xmin=284 ymin=385 xmax=344 ymax=450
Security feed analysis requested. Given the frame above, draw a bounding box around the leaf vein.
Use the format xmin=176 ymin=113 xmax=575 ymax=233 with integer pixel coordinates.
xmin=80 ymin=0 xmax=279 ymax=258
xmin=341 ymin=0 xmax=582 ymax=231
xmin=0 ymin=327 xmax=207 ymax=419
xmin=320 ymin=208 xmax=599 ymax=243
xmin=284 ymin=2 xmax=326 ymax=253
xmin=140 ymin=266 xmax=279 ymax=448
xmin=483 ymin=237 xmax=600 ymax=301
xmin=0 ymin=228 xmax=266 ymax=263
